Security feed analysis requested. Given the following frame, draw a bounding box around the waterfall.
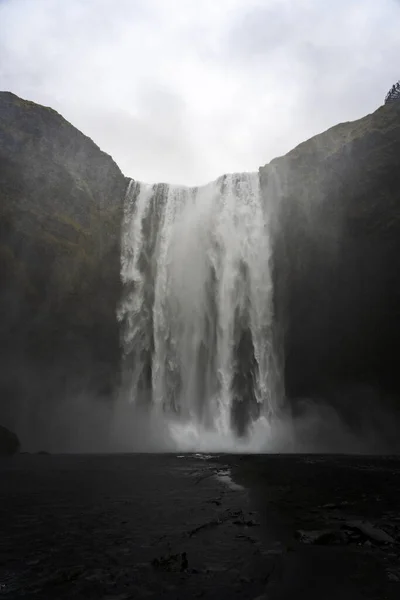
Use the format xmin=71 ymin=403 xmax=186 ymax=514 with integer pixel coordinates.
xmin=118 ymin=172 xmax=278 ymax=449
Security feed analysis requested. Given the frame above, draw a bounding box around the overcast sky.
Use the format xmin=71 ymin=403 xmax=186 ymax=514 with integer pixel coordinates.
xmin=1 ymin=0 xmax=399 ymax=185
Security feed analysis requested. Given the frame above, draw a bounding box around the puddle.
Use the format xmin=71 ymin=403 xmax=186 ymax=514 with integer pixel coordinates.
xmin=193 ymin=454 xmax=215 ymax=460
xmin=176 ymin=454 xmax=217 ymax=460
xmin=215 ymin=469 xmax=245 ymax=492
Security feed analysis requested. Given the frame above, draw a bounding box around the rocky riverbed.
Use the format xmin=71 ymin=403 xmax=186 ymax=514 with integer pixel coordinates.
xmin=1 ymin=454 xmax=400 ymax=598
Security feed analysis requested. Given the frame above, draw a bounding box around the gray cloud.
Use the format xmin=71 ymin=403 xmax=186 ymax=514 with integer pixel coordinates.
xmin=1 ymin=0 xmax=399 ymax=185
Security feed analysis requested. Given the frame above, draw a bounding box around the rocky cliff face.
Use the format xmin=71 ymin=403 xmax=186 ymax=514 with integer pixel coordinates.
xmin=261 ymin=102 xmax=400 ymax=405
xmin=1 ymin=91 xmax=399 ymax=446
xmin=0 ymin=92 xmax=128 ymax=439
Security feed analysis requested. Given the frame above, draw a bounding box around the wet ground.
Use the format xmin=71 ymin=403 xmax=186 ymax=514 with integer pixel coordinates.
xmin=1 ymin=454 xmax=400 ymax=599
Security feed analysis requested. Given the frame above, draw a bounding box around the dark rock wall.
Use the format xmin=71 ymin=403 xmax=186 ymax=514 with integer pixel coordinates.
xmin=261 ymin=102 xmax=400 ymax=401
xmin=0 ymin=92 xmax=128 ymax=436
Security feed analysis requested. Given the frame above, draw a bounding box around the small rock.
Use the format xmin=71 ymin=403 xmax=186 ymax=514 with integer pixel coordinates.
xmin=233 ymin=517 xmax=260 ymax=527
xmin=321 ymin=501 xmax=350 ymax=509
xmin=207 ymin=498 xmax=221 ymax=506
xmin=205 ymin=565 xmax=225 ymax=573
xmin=151 ymin=552 xmax=188 ymax=572
xmin=345 ymin=520 xmax=396 ymax=544
xmin=296 ymin=529 xmax=348 ymax=545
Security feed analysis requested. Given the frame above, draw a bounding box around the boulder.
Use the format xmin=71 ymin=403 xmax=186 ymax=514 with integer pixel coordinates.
xmin=0 ymin=424 xmax=20 ymax=456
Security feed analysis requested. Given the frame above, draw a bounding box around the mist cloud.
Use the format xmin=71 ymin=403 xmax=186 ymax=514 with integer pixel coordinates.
xmin=1 ymin=0 xmax=399 ymax=185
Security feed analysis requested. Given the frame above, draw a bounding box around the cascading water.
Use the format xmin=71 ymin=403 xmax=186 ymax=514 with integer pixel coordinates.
xmin=118 ymin=172 xmax=279 ymax=451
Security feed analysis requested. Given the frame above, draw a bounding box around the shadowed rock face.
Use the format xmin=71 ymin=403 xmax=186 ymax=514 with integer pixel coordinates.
xmin=261 ymin=102 xmax=400 ymax=401
xmin=0 ymin=92 xmax=128 ymax=436
xmin=0 ymin=424 xmax=20 ymax=455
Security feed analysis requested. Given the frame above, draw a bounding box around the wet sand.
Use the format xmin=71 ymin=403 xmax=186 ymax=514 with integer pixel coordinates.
xmin=1 ymin=454 xmax=400 ymax=598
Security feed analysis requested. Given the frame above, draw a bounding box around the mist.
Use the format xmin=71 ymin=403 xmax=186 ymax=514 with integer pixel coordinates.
xmin=7 ymin=380 xmax=399 ymax=456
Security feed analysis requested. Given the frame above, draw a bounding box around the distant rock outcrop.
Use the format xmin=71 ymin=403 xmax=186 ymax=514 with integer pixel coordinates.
xmin=261 ymin=102 xmax=400 ymax=401
xmin=0 ymin=92 xmax=128 ymax=433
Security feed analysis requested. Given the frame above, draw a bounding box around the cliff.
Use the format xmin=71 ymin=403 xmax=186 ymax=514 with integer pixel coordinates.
xmin=0 ymin=92 xmax=128 ymax=435
xmin=1 ymin=91 xmax=399 ymax=443
xmin=260 ymin=102 xmax=400 ymax=403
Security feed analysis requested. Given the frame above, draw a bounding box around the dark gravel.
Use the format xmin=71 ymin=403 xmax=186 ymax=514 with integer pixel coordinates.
xmin=1 ymin=453 xmax=400 ymax=599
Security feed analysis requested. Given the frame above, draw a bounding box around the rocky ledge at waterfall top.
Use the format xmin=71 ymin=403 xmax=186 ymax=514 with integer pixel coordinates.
xmin=0 ymin=91 xmax=399 ymax=447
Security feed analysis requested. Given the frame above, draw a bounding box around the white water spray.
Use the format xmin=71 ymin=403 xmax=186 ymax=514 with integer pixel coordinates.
xmin=118 ymin=173 xmax=278 ymax=450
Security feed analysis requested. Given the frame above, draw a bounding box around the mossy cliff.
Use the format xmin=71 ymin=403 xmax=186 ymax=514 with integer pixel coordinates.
xmin=261 ymin=102 xmax=400 ymax=401
xmin=0 ymin=92 xmax=128 ymax=434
